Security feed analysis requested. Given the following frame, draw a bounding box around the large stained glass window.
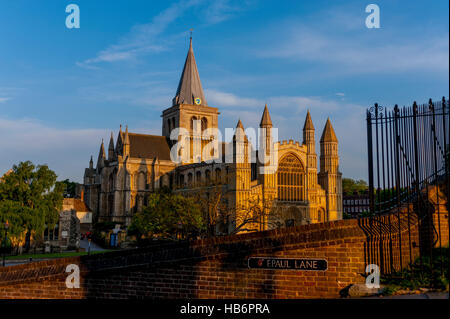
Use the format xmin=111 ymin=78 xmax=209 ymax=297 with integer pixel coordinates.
xmin=277 ymin=154 xmax=305 ymax=201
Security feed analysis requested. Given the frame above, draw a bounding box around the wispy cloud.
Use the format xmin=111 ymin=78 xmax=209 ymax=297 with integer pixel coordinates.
xmin=0 ymin=117 xmax=161 ymax=182
xmin=78 ymin=0 xmax=251 ymax=67
xmin=202 ymin=0 xmax=253 ymax=24
xmin=206 ymin=89 xmax=262 ymax=107
xmin=78 ymin=0 xmax=200 ymax=67
xmin=0 ymin=87 xmax=22 ymax=103
xmin=259 ymin=26 xmax=448 ymax=74
xmin=254 ymin=3 xmax=449 ymax=75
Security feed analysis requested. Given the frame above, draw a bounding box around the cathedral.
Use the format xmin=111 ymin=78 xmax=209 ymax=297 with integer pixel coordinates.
xmin=83 ymin=38 xmax=343 ymax=234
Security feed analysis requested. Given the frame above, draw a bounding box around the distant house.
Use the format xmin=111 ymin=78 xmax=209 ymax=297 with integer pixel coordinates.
xmin=343 ymin=192 xmax=370 ymax=218
xmin=62 ymin=195 xmax=93 ymax=234
xmin=43 ymin=193 xmax=92 ymax=252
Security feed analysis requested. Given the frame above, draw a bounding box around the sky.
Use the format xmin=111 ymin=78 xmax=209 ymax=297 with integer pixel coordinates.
xmin=0 ymin=0 xmax=448 ymax=183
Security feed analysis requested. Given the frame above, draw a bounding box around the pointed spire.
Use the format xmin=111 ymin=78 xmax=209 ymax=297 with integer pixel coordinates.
xmin=236 ymin=119 xmax=244 ymax=129
xmin=234 ymin=119 xmax=248 ymax=142
xmin=320 ymin=118 xmax=338 ymax=143
xmin=99 ymin=139 xmax=105 ymax=157
xmin=260 ymin=104 xmax=273 ymax=127
xmin=108 ymin=132 xmax=114 ymax=150
xmin=303 ymin=110 xmax=315 ymax=131
xmin=124 ymin=125 xmax=130 ymax=145
xmin=89 ymin=155 xmax=93 ymax=169
xmin=97 ymin=139 xmax=106 ymax=168
xmin=108 ymin=132 xmax=115 ymax=160
xmin=173 ymin=37 xmax=207 ymax=106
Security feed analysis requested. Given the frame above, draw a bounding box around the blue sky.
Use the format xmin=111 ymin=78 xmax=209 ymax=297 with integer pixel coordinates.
xmin=0 ymin=0 xmax=448 ymax=182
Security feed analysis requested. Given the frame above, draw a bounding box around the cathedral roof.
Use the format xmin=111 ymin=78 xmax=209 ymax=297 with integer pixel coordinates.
xmin=127 ymin=133 xmax=172 ymax=160
xmin=320 ymin=118 xmax=338 ymax=143
xmin=303 ymin=110 xmax=315 ymax=131
xmin=173 ymin=37 xmax=207 ymax=107
xmin=260 ymin=104 xmax=272 ymax=127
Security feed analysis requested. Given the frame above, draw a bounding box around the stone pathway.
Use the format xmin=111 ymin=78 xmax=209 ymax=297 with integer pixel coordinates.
xmin=79 ymin=239 xmax=107 ymax=252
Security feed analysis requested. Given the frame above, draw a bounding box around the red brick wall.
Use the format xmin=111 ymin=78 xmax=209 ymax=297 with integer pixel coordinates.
xmin=0 ymin=211 xmax=433 ymax=299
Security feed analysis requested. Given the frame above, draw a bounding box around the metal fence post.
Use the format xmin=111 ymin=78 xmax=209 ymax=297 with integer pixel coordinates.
xmin=393 ymin=105 xmax=403 ymax=270
xmin=367 ymin=109 xmax=375 ymax=215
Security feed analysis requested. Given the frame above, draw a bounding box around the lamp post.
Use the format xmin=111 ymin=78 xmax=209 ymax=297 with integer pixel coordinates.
xmin=2 ymin=220 xmax=9 ymax=267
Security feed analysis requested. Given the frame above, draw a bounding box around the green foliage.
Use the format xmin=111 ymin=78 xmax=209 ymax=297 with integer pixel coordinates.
xmin=343 ymin=212 xmax=353 ymax=219
xmin=128 ymin=189 xmax=205 ymax=242
xmin=0 ymin=161 xmax=64 ymax=246
xmin=61 ymin=179 xmax=77 ymax=198
xmin=342 ymin=178 xmax=368 ymax=194
xmin=381 ymin=286 xmax=399 ymax=296
xmin=359 ymin=210 xmax=374 ymax=218
xmin=381 ymin=247 xmax=449 ymax=291
xmin=344 ymin=178 xmax=368 ymax=194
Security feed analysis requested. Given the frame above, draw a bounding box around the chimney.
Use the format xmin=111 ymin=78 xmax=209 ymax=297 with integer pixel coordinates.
xmin=81 ymin=188 xmax=84 ymax=201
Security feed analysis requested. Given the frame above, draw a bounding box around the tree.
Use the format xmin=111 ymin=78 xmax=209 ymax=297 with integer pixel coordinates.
xmin=128 ymin=188 xmax=205 ymax=242
xmin=61 ymin=179 xmax=77 ymax=198
xmin=342 ymin=178 xmax=368 ymax=194
xmin=192 ymin=182 xmax=283 ymax=236
xmin=0 ymin=161 xmax=64 ymax=248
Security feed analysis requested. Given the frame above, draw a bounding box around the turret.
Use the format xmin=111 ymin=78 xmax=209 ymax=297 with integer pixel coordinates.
xmin=259 ymin=105 xmax=276 ymax=215
xmin=303 ymin=110 xmax=315 ymax=155
xmin=318 ymin=118 xmax=342 ymax=221
xmin=233 ymin=119 xmax=249 ymax=163
xmin=123 ymin=125 xmax=130 ymax=157
xmin=97 ymin=139 xmax=106 ymax=171
xmin=320 ymin=118 xmax=338 ymax=174
xmin=260 ymin=104 xmax=273 ymax=157
xmin=108 ymin=132 xmax=115 ymax=160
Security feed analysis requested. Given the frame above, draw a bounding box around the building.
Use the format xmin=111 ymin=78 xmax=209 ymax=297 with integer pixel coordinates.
xmin=343 ymin=192 xmax=370 ymax=218
xmin=83 ymin=38 xmax=343 ymax=234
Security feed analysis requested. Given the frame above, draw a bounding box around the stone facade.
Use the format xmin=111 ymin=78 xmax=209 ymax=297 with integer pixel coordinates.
xmin=83 ymin=38 xmax=343 ymax=233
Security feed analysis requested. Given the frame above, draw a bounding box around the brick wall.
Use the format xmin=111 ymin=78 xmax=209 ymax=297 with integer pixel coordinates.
xmin=1 ymin=208 xmax=435 ymax=299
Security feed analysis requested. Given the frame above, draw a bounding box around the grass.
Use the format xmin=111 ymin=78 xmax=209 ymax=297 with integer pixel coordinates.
xmin=381 ymin=247 xmax=449 ymax=295
xmin=5 ymin=250 xmax=113 ymax=261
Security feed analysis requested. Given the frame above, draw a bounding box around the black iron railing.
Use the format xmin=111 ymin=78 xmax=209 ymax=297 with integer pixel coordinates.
xmin=366 ymin=97 xmax=449 ymax=279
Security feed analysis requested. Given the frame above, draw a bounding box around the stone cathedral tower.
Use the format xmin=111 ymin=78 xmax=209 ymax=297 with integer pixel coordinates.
xmin=161 ymin=37 xmax=219 ymax=163
xmin=318 ymin=118 xmax=343 ymax=221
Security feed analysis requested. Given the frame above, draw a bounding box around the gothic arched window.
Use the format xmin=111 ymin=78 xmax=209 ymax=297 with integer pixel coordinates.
xmin=215 ymin=168 xmax=222 ymax=182
xmin=109 ymin=174 xmax=114 ymax=192
xmin=138 ymin=172 xmax=146 ymax=190
xmin=190 ymin=116 xmax=198 ymax=132
xmin=201 ymin=117 xmax=207 ymax=131
xmin=196 ymin=171 xmax=202 ymax=185
xmin=277 ymin=154 xmax=305 ymax=201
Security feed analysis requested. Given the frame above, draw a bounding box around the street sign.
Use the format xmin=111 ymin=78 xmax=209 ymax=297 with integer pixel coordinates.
xmin=248 ymin=257 xmax=328 ymax=271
